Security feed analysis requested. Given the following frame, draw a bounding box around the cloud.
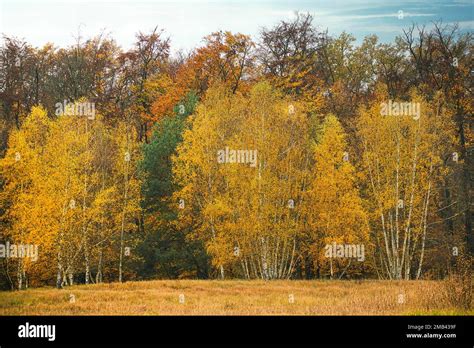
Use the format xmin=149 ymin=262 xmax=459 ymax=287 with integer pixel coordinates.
xmin=339 ymin=12 xmax=436 ymax=20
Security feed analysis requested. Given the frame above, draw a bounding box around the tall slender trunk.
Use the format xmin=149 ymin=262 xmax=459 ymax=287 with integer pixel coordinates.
xmin=83 ymin=119 xmax=90 ymax=285
xmin=56 ymin=252 xmax=63 ymax=288
xmin=96 ymin=249 xmax=103 ymax=283
xmin=119 ymin=134 xmax=130 ymax=283
xmin=17 ymin=260 xmax=23 ymax=290
xmin=417 ymin=179 xmax=432 ymax=279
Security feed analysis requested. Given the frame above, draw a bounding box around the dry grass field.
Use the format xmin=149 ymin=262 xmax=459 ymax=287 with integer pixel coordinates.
xmin=0 ymin=279 xmax=472 ymax=316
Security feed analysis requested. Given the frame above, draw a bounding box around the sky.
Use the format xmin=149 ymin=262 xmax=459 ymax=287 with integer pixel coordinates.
xmin=0 ymin=0 xmax=472 ymax=52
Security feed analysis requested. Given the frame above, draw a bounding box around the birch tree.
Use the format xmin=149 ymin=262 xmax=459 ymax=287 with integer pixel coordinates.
xmin=357 ymin=87 xmax=453 ymax=279
xmin=174 ymin=82 xmax=311 ymax=279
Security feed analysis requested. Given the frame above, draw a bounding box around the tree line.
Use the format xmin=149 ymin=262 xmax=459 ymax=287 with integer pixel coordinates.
xmin=0 ymin=13 xmax=472 ymax=289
